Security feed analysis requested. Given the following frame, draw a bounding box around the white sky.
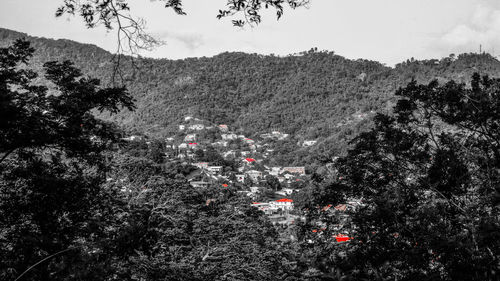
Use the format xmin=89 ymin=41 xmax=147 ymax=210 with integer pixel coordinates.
xmin=1 ymin=0 xmax=499 ymax=65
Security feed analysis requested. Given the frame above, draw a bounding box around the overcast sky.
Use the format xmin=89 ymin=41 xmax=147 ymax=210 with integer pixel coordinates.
xmin=1 ymin=0 xmax=499 ymax=65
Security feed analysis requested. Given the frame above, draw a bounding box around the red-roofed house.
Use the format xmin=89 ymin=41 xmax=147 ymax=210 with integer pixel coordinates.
xmin=335 ymin=234 xmax=352 ymax=242
xmin=245 ymin=158 xmax=256 ymax=163
xmin=274 ymin=198 xmax=294 ymax=210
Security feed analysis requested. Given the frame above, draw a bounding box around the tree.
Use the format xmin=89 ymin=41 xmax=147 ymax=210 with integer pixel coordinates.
xmin=55 ymin=0 xmax=310 ymax=55
xmin=0 ymin=40 xmax=134 ymax=280
xmin=307 ymin=74 xmax=500 ymax=280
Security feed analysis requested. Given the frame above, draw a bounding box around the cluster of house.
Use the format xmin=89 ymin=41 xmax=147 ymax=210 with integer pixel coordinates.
xmin=260 ymin=130 xmax=290 ymax=140
xmin=235 ymin=165 xmax=306 ymax=185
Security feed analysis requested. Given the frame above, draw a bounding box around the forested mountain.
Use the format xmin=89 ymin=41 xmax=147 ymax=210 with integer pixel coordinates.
xmin=2 ymin=27 xmax=500 ymax=159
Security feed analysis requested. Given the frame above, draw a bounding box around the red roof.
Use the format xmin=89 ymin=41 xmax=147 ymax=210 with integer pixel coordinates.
xmin=335 ymin=234 xmax=352 ymax=242
xmin=221 ymin=184 xmax=228 ymax=187
xmin=188 ymin=143 xmax=198 ymax=145
xmin=245 ymin=158 xmax=256 ymax=162
xmin=276 ymin=198 xmax=293 ymax=203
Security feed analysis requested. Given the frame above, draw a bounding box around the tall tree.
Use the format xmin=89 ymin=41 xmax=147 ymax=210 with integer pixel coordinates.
xmin=306 ymin=74 xmax=500 ymax=280
xmin=0 ymin=39 xmax=134 ymax=280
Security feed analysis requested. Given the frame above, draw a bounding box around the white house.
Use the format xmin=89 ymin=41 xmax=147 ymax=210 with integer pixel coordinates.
xmin=273 ymin=198 xmax=294 ymax=211
xmin=184 ymin=134 xmax=196 ymax=142
xmin=236 ymin=174 xmax=246 ymax=183
xmin=246 ymin=170 xmax=263 ymax=181
xmin=218 ymin=124 xmax=229 ymax=132
xmin=221 ymin=133 xmax=237 ymax=140
xmin=189 ymin=124 xmax=205 ymax=131
xmin=302 ymin=140 xmax=317 ymax=147
xmin=189 ymin=181 xmax=209 ymax=188
xmin=179 ymin=125 xmax=185 ymax=131
xmin=207 ymin=166 xmax=223 ymax=174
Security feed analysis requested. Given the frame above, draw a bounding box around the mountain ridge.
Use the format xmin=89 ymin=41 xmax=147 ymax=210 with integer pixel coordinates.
xmin=2 ymin=27 xmax=500 ymax=164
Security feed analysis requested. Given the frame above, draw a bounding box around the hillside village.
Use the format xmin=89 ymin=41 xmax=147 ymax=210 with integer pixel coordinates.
xmin=122 ymin=116 xmax=362 ymax=241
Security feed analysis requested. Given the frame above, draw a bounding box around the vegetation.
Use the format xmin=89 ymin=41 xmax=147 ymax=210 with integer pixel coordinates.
xmin=1 ymin=32 xmax=500 ymax=280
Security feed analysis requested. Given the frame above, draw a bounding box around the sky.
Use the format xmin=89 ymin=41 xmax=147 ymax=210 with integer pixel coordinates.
xmin=1 ymin=0 xmax=499 ymax=65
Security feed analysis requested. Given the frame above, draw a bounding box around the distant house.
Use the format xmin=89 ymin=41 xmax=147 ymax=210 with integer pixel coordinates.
xmin=184 ymin=134 xmax=196 ymax=142
xmin=223 ymin=150 xmax=236 ymax=158
xmin=273 ymin=198 xmax=294 ymax=211
xmin=188 ymin=142 xmax=198 ymax=148
xmin=190 ymin=181 xmax=209 ymax=188
xmin=249 ymin=186 xmax=260 ymax=193
xmin=121 ymin=135 xmax=143 ymax=141
xmin=221 ymin=133 xmax=237 ymax=140
xmin=283 ymin=167 xmax=306 ymax=176
xmin=269 ymin=167 xmax=282 ymax=176
xmin=178 ymin=143 xmax=188 ymax=149
xmin=189 ymin=124 xmax=205 ymax=131
xmin=251 ymin=202 xmax=273 ymax=214
xmin=165 ymin=137 xmax=175 ymax=142
xmin=193 ymin=162 xmax=209 ymax=169
xmin=244 ymin=157 xmax=256 ymax=163
xmin=218 ymin=124 xmax=229 ymax=132
xmin=236 ymin=174 xmax=246 ymax=183
xmin=207 ymin=166 xmax=223 ymax=174
xmin=211 ymin=141 xmax=226 ymax=147
xmin=179 ymin=125 xmax=186 ymax=131
xmin=302 ymin=140 xmax=317 ymax=147
xmin=246 ymin=170 xmax=263 ymax=181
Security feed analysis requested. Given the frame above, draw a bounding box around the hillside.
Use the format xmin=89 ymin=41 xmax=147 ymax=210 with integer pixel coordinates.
xmin=2 ymin=27 xmax=500 ymax=164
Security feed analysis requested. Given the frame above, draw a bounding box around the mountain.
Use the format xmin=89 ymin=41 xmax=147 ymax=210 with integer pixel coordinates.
xmin=2 ymin=27 xmax=500 ymax=164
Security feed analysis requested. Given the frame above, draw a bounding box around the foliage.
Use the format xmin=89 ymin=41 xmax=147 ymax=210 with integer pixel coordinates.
xmin=305 ymin=74 xmax=500 ymax=280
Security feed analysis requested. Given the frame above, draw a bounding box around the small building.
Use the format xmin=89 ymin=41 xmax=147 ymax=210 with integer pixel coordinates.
xmin=207 ymin=166 xmax=223 ymax=174
xmin=246 ymin=170 xmax=263 ymax=181
xmin=236 ymin=174 xmax=246 ymax=183
xmin=179 ymin=125 xmax=186 ymax=131
xmin=274 ymin=198 xmax=294 ymax=211
xmin=190 ymin=181 xmax=209 ymax=188
xmin=178 ymin=143 xmax=188 ymax=149
xmin=189 ymin=124 xmax=205 ymax=131
xmin=302 ymin=140 xmax=317 ymax=147
xmin=221 ymin=133 xmax=237 ymax=140
xmin=282 ymin=167 xmax=306 ymax=176
xmin=244 ymin=157 xmax=256 ymax=163
xmin=218 ymin=124 xmax=229 ymax=132
xmin=121 ymin=135 xmax=143 ymax=141
xmin=193 ymin=162 xmax=209 ymax=169
xmin=184 ymin=134 xmax=196 ymax=142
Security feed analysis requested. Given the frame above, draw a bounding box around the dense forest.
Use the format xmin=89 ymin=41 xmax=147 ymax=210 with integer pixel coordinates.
xmin=1 ymin=29 xmax=499 ymax=280
xmin=2 ymin=27 xmax=500 ymax=163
